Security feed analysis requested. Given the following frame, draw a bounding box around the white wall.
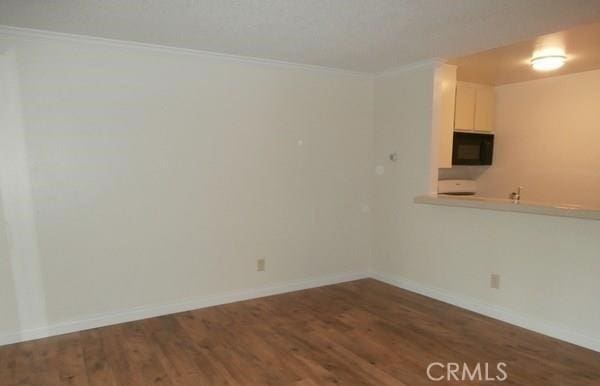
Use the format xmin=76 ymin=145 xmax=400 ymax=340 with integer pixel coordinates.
xmin=373 ymin=64 xmax=600 ymax=350
xmin=0 ymin=202 xmax=18 ymax=334
xmin=476 ymin=70 xmax=600 ymax=208
xmin=0 ymin=32 xmax=373 ymax=340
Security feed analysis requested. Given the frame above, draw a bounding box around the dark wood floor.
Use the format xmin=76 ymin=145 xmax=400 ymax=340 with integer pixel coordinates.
xmin=1 ymin=279 xmax=598 ymax=385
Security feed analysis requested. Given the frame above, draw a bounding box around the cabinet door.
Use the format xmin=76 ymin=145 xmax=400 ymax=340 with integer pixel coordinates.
xmin=474 ymin=86 xmax=494 ymax=132
xmin=454 ymin=82 xmax=475 ymax=131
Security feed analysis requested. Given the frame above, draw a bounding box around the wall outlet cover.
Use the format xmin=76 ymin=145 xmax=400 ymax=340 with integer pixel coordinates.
xmin=491 ymin=273 xmax=501 ymax=289
xmin=257 ymin=258 xmax=266 ymax=272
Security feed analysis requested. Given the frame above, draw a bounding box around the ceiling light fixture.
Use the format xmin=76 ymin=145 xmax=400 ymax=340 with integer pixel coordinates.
xmin=530 ymin=50 xmax=566 ymax=72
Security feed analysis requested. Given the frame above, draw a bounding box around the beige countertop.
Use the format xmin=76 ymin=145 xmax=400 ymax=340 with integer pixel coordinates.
xmin=414 ymin=194 xmax=600 ymax=221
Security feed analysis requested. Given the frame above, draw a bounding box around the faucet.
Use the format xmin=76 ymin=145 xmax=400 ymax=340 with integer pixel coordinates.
xmin=510 ymin=186 xmax=524 ymax=203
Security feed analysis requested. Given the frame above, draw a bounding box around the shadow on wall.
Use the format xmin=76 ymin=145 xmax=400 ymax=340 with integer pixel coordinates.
xmin=0 ymin=49 xmax=48 ymax=341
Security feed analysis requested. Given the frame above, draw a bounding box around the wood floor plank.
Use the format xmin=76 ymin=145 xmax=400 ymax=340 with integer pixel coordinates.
xmin=0 ymin=344 xmax=17 ymax=386
xmin=79 ymin=329 xmax=117 ymax=386
xmin=15 ymin=341 xmax=35 ymax=385
xmin=29 ymin=338 xmax=60 ymax=386
xmin=55 ymin=333 xmax=90 ymax=386
xmin=118 ymin=322 xmax=175 ymax=386
xmin=0 ymin=279 xmax=599 ymax=385
xmin=141 ymin=316 xmax=229 ymax=385
xmin=98 ymin=325 xmax=145 ymax=386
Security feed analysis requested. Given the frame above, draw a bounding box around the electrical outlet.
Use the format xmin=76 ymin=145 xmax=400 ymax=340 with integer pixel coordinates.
xmin=491 ymin=273 xmax=500 ymax=289
xmin=257 ymin=258 xmax=266 ymax=272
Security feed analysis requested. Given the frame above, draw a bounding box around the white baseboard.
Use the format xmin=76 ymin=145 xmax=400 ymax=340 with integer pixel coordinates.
xmin=371 ymin=271 xmax=600 ymax=353
xmin=3 ymin=270 xmax=598 ymax=353
xmin=0 ymin=270 xmax=368 ymax=346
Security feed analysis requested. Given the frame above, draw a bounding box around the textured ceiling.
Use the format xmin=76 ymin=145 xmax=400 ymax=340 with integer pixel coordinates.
xmin=1 ymin=0 xmax=600 ymax=72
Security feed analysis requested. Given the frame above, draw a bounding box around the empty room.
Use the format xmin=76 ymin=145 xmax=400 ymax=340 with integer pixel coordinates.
xmin=1 ymin=1 xmax=600 ymax=385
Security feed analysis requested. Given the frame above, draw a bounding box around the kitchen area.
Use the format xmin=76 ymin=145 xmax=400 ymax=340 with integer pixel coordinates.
xmin=425 ymin=22 xmax=600 ymax=218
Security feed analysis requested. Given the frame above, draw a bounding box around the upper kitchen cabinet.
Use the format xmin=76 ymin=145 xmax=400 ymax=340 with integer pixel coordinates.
xmin=454 ymin=82 xmax=476 ymax=130
xmin=473 ymin=86 xmax=494 ymax=132
xmin=454 ymin=82 xmax=494 ymax=132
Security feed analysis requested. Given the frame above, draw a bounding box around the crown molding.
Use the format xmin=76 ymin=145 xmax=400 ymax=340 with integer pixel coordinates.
xmin=375 ymin=58 xmax=447 ymax=77
xmin=0 ymin=25 xmax=452 ymax=78
xmin=0 ymin=25 xmax=371 ymax=78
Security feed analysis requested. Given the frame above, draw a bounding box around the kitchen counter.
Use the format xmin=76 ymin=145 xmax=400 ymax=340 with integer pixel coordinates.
xmin=414 ymin=194 xmax=600 ymax=221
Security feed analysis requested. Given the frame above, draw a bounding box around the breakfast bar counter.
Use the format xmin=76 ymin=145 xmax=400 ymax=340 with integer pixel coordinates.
xmin=415 ymin=194 xmax=600 ymax=221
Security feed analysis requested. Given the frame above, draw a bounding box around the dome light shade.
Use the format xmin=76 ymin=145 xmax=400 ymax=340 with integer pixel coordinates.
xmin=530 ymin=54 xmax=566 ymax=71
